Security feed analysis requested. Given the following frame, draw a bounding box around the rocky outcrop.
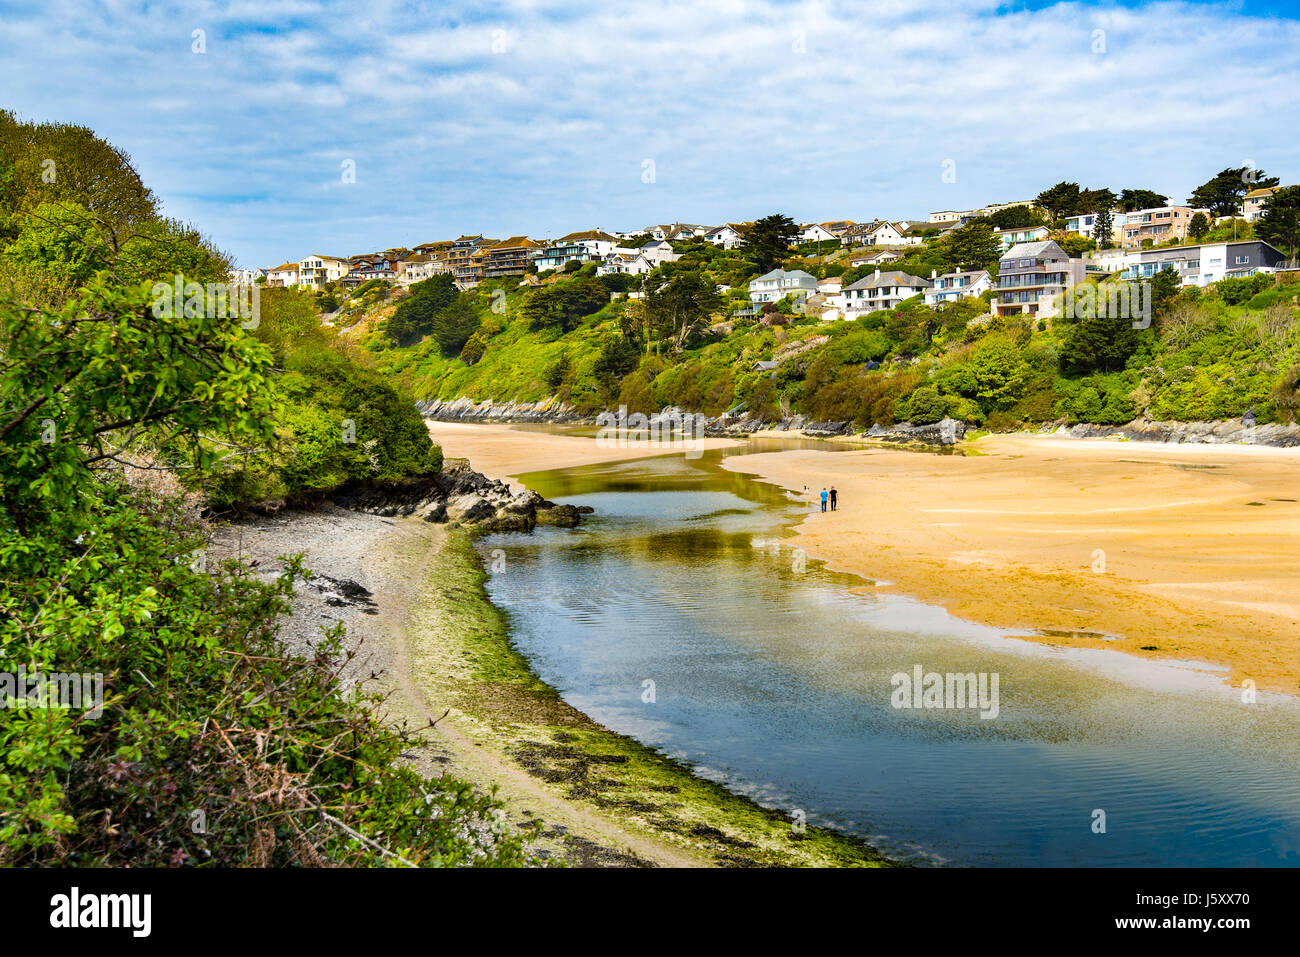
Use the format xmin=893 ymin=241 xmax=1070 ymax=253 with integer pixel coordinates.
xmin=416 ymin=396 xmax=586 ymax=423
xmin=865 ymin=418 xmax=966 ymax=446
xmin=1059 ymin=418 xmax=1300 ymax=448
xmin=417 ymin=396 xmax=1298 ymax=450
xmin=329 ymin=463 xmax=591 ymax=532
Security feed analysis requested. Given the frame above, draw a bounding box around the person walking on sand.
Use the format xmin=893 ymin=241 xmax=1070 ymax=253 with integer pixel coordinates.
xmin=820 ymin=487 xmax=828 ymax=513
xmin=830 ymin=485 xmax=838 ymax=511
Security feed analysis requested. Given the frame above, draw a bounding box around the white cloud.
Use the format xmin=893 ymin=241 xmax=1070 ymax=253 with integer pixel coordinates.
xmin=0 ymin=0 xmax=1296 ymax=267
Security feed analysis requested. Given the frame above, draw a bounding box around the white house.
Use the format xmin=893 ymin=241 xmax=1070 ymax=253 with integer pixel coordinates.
xmin=266 ymin=262 xmax=299 ymax=287
xmin=297 ymin=255 xmax=350 ymax=289
xmin=596 ymin=240 xmax=680 ymax=277
xmin=817 ymin=277 xmax=842 ymax=297
xmin=842 ymin=220 xmax=906 ymax=247
xmin=532 ymin=230 xmax=619 ymax=271
xmin=705 ymin=224 xmax=747 ymax=249
xmin=842 ymin=268 xmax=930 ymax=316
xmin=849 ymin=249 xmax=902 ymax=268
xmin=800 ymin=223 xmax=838 ymax=244
xmin=992 ymin=225 xmax=1050 ymax=251
xmin=924 ymin=269 xmax=992 ymax=306
xmin=229 ymin=268 xmax=265 ymax=286
xmin=748 ymin=268 xmax=818 ymax=303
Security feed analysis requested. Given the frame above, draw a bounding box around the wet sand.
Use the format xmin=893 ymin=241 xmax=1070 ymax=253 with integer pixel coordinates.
xmin=722 ymin=434 xmax=1300 ymax=694
xmin=426 ymin=420 xmax=739 ymax=490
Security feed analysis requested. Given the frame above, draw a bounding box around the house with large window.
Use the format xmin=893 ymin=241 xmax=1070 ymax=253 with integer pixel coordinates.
xmin=924 ymin=269 xmax=991 ymax=306
xmin=1113 ymin=240 xmax=1286 ymax=287
xmin=842 ymin=269 xmax=930 ymax=316
xmin=532 ymin=230 xmax=618 ymax=272
xmin=1119 ymin=206 xmax=1207 ymax=247
xmin=481 ymin=236 xmax=543 ymax=279
xmin=748 ymin=268 xmax=818 ymax=304
xmin=297 ymin=255 xmax=350 ymax=289
xmin=993 ymin=241 xmax=1089 ymax=318
xmin=992 ymin=225 xmax=1050 ymax=251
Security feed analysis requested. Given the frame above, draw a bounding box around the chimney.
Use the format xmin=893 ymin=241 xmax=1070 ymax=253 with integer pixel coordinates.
xmin=931 ymin=269 xmax=937 ymax=279
xmin=875 ymin=267 xmax=881 ymax=279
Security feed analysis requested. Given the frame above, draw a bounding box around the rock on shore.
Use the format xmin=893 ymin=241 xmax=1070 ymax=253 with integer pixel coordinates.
xmin=1059 ymin=418 xmax=1300 ymax=447
xmin=330 ymin=462 xmax=592 ymax=532
xmin=417 ymin=395 xmax=1300 ymax=449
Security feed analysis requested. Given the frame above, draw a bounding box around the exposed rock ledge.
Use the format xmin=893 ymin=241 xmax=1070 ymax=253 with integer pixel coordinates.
xmin=417 ymin=396 xmax=1300 ymax=450
xmin=416 ymin=396 xmax=587 ymax=423
xmin=1057 ymin=419 xmax=1300 ymax=448
xmin=329 ymin=462 xmax=592 ymax=532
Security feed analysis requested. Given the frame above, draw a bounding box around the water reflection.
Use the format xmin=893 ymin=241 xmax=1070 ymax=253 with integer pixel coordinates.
xmin=476 ymin=440 xmax=1300 ymax=867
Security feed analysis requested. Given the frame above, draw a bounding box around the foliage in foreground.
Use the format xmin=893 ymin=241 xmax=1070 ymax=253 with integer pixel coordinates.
xmin=0 ymin=108 xmax=520 ymax=866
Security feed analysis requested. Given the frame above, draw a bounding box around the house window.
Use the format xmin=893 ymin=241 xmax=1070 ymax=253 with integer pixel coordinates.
xmin=1235 ymin=255 xmax=1249 ymax=265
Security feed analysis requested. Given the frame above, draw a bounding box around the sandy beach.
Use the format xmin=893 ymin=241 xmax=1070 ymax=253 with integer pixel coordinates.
xmin=426 ymin=421 xmax=1300 ymax=694
xmin=425 ymin=420 xmax=739 ymax=490
xmin=723 ymin=433 xmax=1300 ymax=694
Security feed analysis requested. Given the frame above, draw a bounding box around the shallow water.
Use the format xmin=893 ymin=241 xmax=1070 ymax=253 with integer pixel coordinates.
xmin=477 ymin=438 xmax=1300 ymax=866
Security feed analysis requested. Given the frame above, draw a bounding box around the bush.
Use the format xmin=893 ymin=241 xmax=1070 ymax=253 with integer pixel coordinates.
xmin=906 ymin=385 xmax=949 ymax=424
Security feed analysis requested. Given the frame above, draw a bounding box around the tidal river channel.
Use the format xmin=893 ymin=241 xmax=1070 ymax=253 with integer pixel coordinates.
xmin=476 ymin=436 xmax=1300 ymax=866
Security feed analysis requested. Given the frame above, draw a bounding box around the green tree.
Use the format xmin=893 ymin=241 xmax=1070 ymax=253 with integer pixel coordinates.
xmin=1060 ymin=302 xmax=1143 ymax=374
xmin=519 ymin=276 xmax=608 ymax=332
xmin=1094 ymin=205 xmax=1115 ymax=247
xmin=1255 ymin=185 xmax=1300 ymax=259
xmin=1188 ymin=167 xmax=1280 ymax=218
xmin=1188 ymin=212 xmax=1211 ymax=241
xmin=1035 ymin=182 xmax=1082 ymax=225
xmin=1117 ymin=188 xmax=1170 ymax=212
xmin=383 ymin=273 xmax=457 ymax=345
xmin=643 ymin=271 xmax=724 ymax=352
xmin=942 ymin=221 xmax=1001 ymax=270
xmin=430 ymin=295 xmax=481 ymax=356
xmin=741 ymin=213 xmax=799 ymax=273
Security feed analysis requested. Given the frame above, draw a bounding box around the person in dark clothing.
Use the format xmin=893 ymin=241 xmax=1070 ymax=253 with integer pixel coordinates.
xmin=829 ymin=486 xmax=838 ymax=511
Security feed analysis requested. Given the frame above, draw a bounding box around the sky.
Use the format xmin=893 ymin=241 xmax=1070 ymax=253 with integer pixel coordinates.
xmin=1 ymin=0 xmax=1298 ymax=268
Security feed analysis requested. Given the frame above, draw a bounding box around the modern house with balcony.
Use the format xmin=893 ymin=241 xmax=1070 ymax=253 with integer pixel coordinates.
xmin=297 ymin=255 xmax=350 ymax=289
xmin=992 ymin=241 xmax=1089 ymax=318
xmin=1119 ymin=206 xmax=1207 ymax=247
xmin=992 ymin=224 xmax=1050 ymax=250
xmin=481 ymin=236 xmax=543 ymax=279
xmin=444 ymin=235 xmax=498 ymax=285
xmin=532 ymin=230 xmax=618 ymax=272
xmin=924 ymin=269 xmax=992 ymax=306
xmin=1114 ymin=240 xmax=1287 ymax=287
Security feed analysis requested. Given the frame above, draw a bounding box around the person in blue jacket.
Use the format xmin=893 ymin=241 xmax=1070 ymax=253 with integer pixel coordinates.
xmin=820 ymin=487 xmax=828 ymax=512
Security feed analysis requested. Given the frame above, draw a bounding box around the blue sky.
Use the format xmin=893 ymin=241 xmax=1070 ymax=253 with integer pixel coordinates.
xmin=1 ymin=0 xmax=1297 ymax=267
